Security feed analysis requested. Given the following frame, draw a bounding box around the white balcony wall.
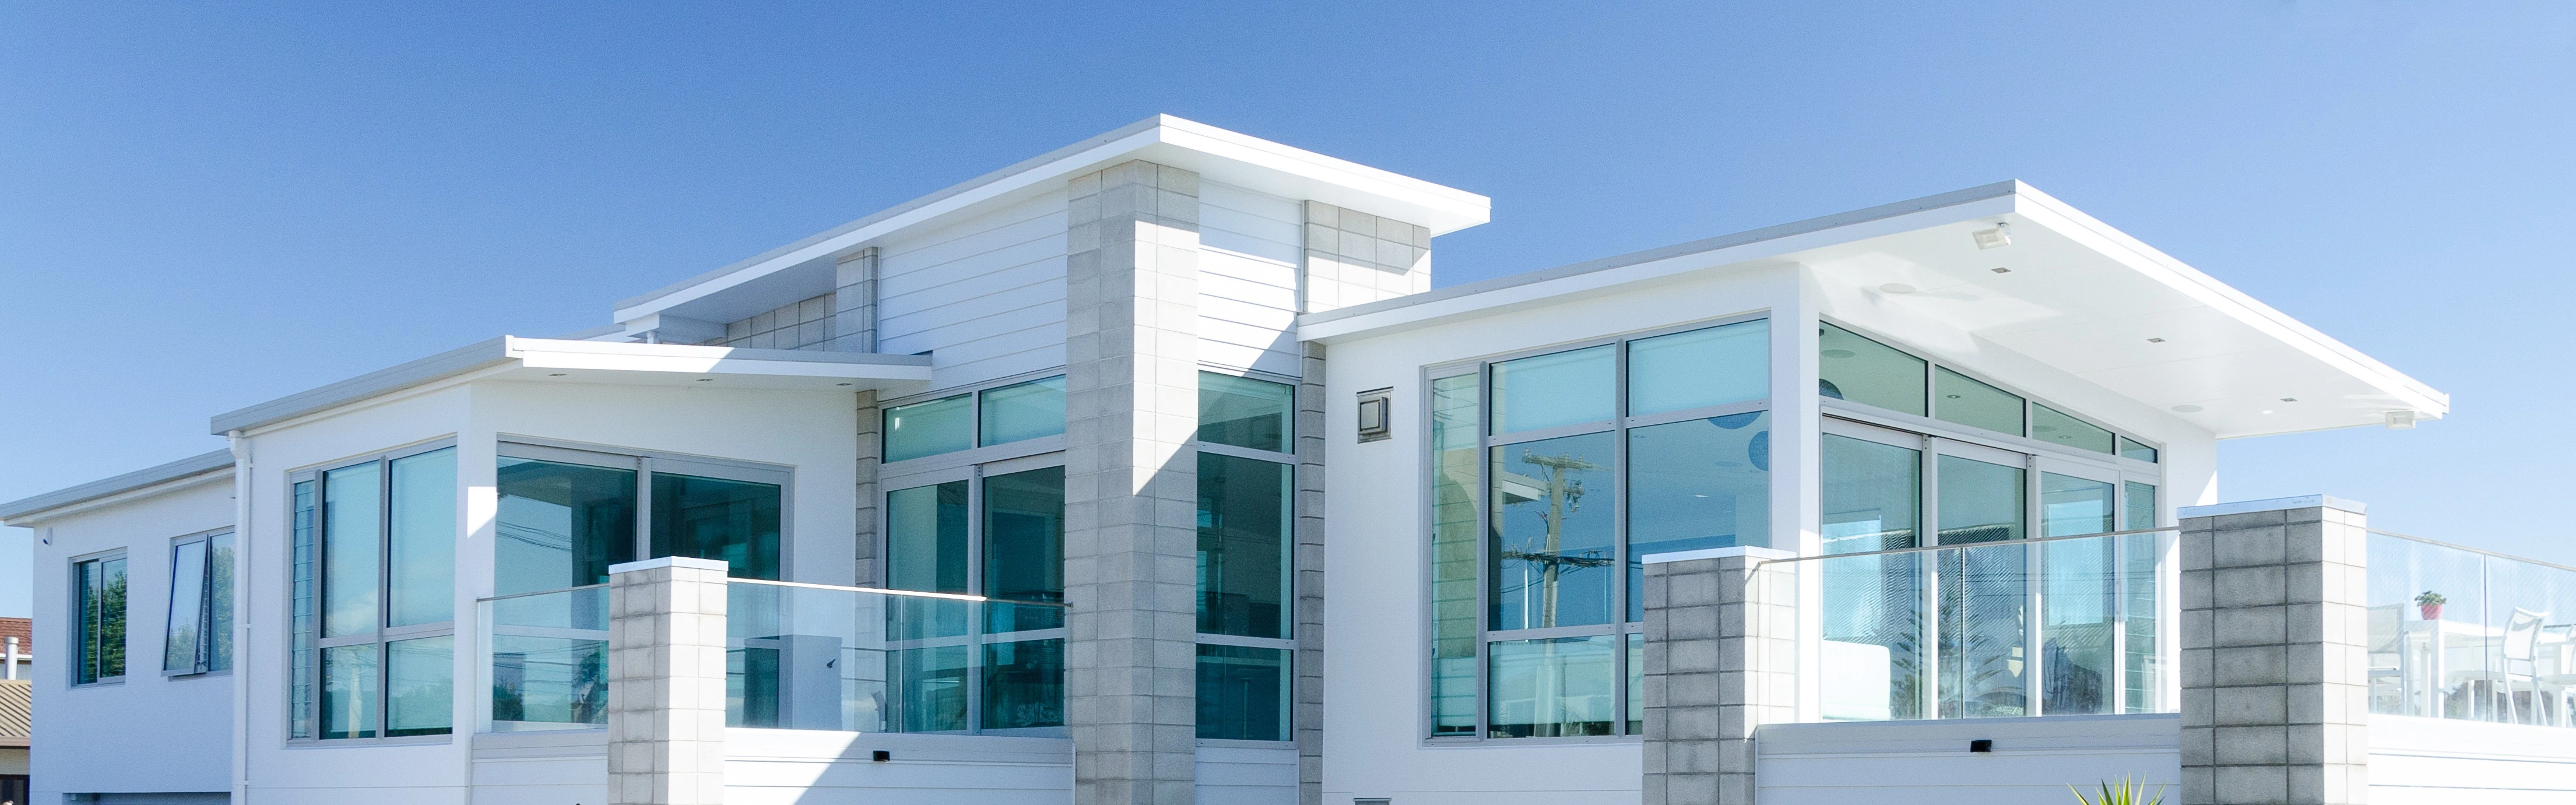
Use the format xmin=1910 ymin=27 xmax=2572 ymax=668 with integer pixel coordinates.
xmin=2369 ymin=714 xmax=2576 ymax=804
xmin=27 ymin=474 xmax=236 ymax=804
xmin=874 ymin=189 xmax=1071 ymax=391
xmin=1198 ymin=181 xmax=1306 ymax=378
xmin=1754 ymin=715 xmax=2181 ymax=804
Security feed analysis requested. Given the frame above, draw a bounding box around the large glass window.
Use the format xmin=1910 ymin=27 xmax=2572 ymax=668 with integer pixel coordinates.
xmin=883 ymin=375 xmax=1070 ymax=462
xmin=880 ymin=463 xmax=1067 ymax=736
xmin=291 ymin=444 xmax=458 ymax=740
xmin=981 ymin=376 xmax=1067 ymax=447
xmin=1819 ymin=323 xmax=1925 ymax=416
xmin=1936 ymin=455 xmax=2025 ymax=545
xmin=164 ymin=532 xmax=236 ymax=675
xmin=1192 ymin=370 xmax=1299 ymax=741
xmin=1200 ymin=372 xmax=1295 ymax=452
xmin=494 ymin=444 xmax=786 ymax=588
xmin=1435 ymin=315 xmax=1773 ymax=740
xmin=494 ymin=459 xmax=635 ymax=596
xmin=885 ymin=395 xmax=973 ymax=462
xmin=1822 ymin=435 xmax=1920 ymax=554
xmin=2032 ymin=405 xmax=2114 ymax=455
xmin=885 ymin=481 xmax=968 ymax=595
xmin=1934 ymin=368 xmax=2026 ymax=436
xmin=1196 ymin=645 xmax=1288 ymax=741
xmin=651 ymin=473 xmax=783 ymax=581
xmin=73 ymin=553 xmax=127 ymax=685
xmin=1198 ymin=454 xmax=1289 ymax=639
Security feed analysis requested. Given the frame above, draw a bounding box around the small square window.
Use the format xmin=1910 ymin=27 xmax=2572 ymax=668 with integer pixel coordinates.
xmin=1356 ymin=388 xmax=1393 ymax=442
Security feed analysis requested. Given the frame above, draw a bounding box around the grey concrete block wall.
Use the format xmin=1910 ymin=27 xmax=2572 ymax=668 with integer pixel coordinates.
xmin=1300 ymin=201 xmax=1429 ymax=313
xmin=830 ymin=247 xmax=878 ymax=353
xmin=1293 ymin=341 xmax=1328 ymax=805
xmin=1063 ymin=160 xmax=1203 ymax=805
xmin=852 ymin=388 xmax=881 ymax=587
xmin=720 ymin=291 xmax=839 ymax=350
xmin=1642 ymin=548 xmax=1798 ymax=805
xmin=606 ymin=556 xmax=732 ymax=805
xmin=2180 ymin=501 xmax=2371 ymax=805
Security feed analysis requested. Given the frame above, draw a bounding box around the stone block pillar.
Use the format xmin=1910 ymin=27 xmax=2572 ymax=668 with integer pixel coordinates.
xmin=852 ymin=388 xmax=882 ymax=586
xmin=607 ymin=556 xmax=732 ymax=805
xmin=1063 ymin=160 xmax=1202 ymax=805
xmin=2180 ymin=497 xmax=2370 ymax=805
xmin=1292 ymin=342 xmax=1328 ymax=805
xmin=830 ymin=247 xmax=878 ymax=352
xmin=1642 ymin=546 xmax=1798 ymax=805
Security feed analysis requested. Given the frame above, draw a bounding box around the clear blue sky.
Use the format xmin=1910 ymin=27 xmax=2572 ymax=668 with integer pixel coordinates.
xmin=6 ymin=3 xmax=2573 ymax=617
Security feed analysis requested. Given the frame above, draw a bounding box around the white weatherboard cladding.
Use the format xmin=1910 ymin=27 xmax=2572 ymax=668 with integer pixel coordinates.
xmin=1198 ymin=181 xmax=1305 ymax=377
xmin=874 ymin=189 xmax=1071 ymax=390
xmin=1196 ymin=744 xmax=1296 ymax=804
xmin=2368 ymin=715 xmax=2576 ymax=805
xmin=1754 ymin=716 xmax=2182 ymax=804
xmin=27 ymin=477 xmax=236 ymax=804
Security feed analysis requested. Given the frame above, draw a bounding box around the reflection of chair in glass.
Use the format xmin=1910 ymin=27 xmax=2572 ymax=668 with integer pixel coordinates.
xmin=2500 ymin=609 xmax=2546 ymax=725
xmin=2538 ymin=624 xmax=2576 ymax=727
xmin=2364 ymin=604 xmax=2406 ymax=715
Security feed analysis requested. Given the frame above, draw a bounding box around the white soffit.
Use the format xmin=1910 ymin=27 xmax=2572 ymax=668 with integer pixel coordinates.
xmin=612 ymin=114 xmax=1490 ymax=326
xmin=209 ymin=337 xmax=931 ymax=435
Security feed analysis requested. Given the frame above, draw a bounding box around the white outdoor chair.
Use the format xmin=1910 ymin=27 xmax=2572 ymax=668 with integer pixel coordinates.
xmin=2364 ymin=604 xmax=2407 ymax=714
xmin=2500 ymin=608 xmax=2546 ymax=725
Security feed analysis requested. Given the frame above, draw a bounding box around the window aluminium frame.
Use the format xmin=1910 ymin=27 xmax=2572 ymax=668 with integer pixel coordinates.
xmin=287 ymin=438 xmax=459 ymax=744
xmin=165 ymin=528 xmax=236 ymax=677
xmin=878 ymin=371 xmax=1070 ymax=467
xmin=878 ymin=444 xmax=1068 ymax=737
xmin=1424 ymin=311 xmax=1774 ymax=744
xmin=70 ymin=547 xmax=129 ymax=687
xmin=494 ymin=436 xmax=798 ymax=580
xmin=1817 ymin=316 xmax=2167 ymax=465
xmin=1191 ymin=367 xmax=1302 ymax=745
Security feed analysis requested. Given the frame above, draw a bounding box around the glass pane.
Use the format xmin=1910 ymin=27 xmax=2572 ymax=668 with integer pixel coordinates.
xmin=894 ymin=644 xmax=969 ymax=732
xmin=1486 ymin=635 xmax=1615 ymax=738
xmin=981 ymin=375 xmax=1067 ymax=447
xmin=1200 ymin=372 xmax=1296 ymax=452
xmin=2122 ymin=532 xmax=2163 ymax=713
xmin=982 ymin=638 xmax=1064 ymax=730
xmin=290 ymin=481 xmax=316 ymax=737
xmin=1822 ymin=553 xmax=1924 ymax=720
xmin=1823 ymin=434 xmax=1921 ymax=554
xmin=208 ymin=532 xmax=235 ymax=672
xmin=491 ymin=635 xmax=606 ymax=725
xmin=2041 ymin=473 xmax=2114 ymax=537
xmin=1934 ymin=367 xmax=2025 ymax=436
xmin=1819 ymin=323 xmax=1925 ymax=416
xmin=887 ymin=481 xmax=970 ymax=595
xmin=1489 ymin=432 xmax=1618 ymax=630
xmin=1626 ymin=412 xmax=1770 ymax=621
xmin=1199 ymin=454 xmax=1291 ymax=638
xmin=983 ymin=466 xmax=1066 ymax=632
xmin=1197 ymin=644 xmax=1287 ymax=741
xmin=884 ymin=394 xmax=972 ymax=462
xmin=2124 ymin=482 xmax=2157 ymax=531
xmin=76 ymin=557 xmax=126 ymax=684
xmin=1490 ymin=346 xmax=1613 ymax=434
xmin=386 ymin=636 xmax=455 ymax=736
xmin=2486 ymin=557 xmax=2576 ymax=726
xmin=1938 ymin=544 xmax=2028 ymax=718
xmin=2030 ymin=405 xmax=2114 ymax=454
xmin=1625 ymin=632 xmax=1643 ymax=734
xmin=2041 ymin=537 xmax=2116 ymax=715
xmin=2118 ymin=437 xmax=2159 ymax=463
xmin=651 ymin=473 xmax=782 ymax=580
xmin=1627 ymin=320 xmax=1767 ymax=416
xmin=389 ymin=448 xmax=456 ymax=627
xmin=1426 ymin=374 xmax=1481 ymax=737
xmin=1937 ymin=455 xmax=2025 ymax=545
xmin=2366 ymin=534 xmax=2490 ymax=719
xmin=495 ymin=458 xmax=636 ymax=596
xmin=165 ymin=540 xmax=209 ymax=673
xmin=323 ymin=462 xmax=382 ymax=638
xmin=322 ymin=644 xmax=380 ymax=739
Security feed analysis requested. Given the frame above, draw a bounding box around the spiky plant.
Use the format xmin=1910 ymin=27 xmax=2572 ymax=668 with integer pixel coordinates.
xmin=2069 ymin=776 xmax=2164 ymax=805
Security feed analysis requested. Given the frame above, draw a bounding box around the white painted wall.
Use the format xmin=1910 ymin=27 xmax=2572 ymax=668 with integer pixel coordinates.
xmin=875 ymin=189 xmax=1071 ymax=391
xmin=1756 ymin=715 xmax=2181 ymax=804
xmin=1196 ymin=743 xmax=1296 ymax=804
xmin=2369 ymin=714 xmax=2576 ymax=805
xmin=726 ymin=729 xmax=1072 ymax=804
xmin=1197 ymin=181 xmax=1305 ymax=378
xmin=24 ymin=476 xmax=237 ymax=803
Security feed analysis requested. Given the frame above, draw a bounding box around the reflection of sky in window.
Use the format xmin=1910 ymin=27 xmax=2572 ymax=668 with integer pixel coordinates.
xmin=497 ymin=494 xmax=573 ymax=595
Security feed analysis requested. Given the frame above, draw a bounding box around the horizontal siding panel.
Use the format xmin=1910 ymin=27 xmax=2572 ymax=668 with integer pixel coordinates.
xmin=881 ymin=271 xmax=1069 ymax=338
xmin=877 ymin=192 xmax=1069 ymax=269
xmin=878 ymin=235 xmax=1067 ymax=302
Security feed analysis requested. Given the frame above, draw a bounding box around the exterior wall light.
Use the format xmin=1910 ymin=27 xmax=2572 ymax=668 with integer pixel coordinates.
xmin=1973 ymin=222 xmax=2012 ymax=249
xmin=1356 ymin=388 xmax=1393 ymax=443
xmin=2386 ymin=410 xmax=2418 ymax=430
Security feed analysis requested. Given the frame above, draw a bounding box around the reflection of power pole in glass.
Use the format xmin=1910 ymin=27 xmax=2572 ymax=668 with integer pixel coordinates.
xmin=1512 ymin=450 xmax=1607 ymax=629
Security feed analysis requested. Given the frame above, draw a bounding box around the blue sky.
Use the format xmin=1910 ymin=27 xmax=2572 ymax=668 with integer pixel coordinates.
xmin=5 ymin=2 xmax=2573 ymax=617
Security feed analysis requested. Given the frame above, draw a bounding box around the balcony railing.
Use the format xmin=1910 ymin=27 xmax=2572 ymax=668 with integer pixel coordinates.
xmin=725 ymin=579 xmax=1069 ymax=734
xmin=479 ymin=585 xmax=610 ymax=731
xmin=1777 ymin=527 xmax=2176 ymax=722
xmin=2368 ymin=530 xmax=2576 ymax=727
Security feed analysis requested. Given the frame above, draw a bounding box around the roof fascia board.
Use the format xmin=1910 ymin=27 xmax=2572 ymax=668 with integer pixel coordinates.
xmin=2006 ymin=187 xmax=2450 ymax=418
xmin=209 ymin=338 xmax=514 ymax=435
xmin=505 ymin=337 xmax=935 ymax=379
xmin=0 ymin=449 xmax=235 ymax=524
xmin=1299 ymin=184 xmax=2021 ymax=342
xmin=612 ymin=115 xmax=1489 ymax=324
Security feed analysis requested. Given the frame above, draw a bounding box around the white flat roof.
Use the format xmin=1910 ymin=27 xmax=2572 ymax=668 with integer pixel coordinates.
xmin=1303 ymin=181 xmax=2447 ymax=440
xmin=610 ymin=114 xmax=1491 ymax=328
xmin=0 ymin=449 xmax=233 ymax=524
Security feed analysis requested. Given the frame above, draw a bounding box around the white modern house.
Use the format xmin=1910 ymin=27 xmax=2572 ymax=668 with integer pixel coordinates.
xmin=8 ymin=115 xmax=2573 ymax=805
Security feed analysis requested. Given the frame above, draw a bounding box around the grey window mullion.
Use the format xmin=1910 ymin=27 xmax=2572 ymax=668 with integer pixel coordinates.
xmin=1475 ymin=361 xmax=1492 ymax=741
xmin=965 ymin=463 xmax=986 ymax=734
xmin=1619 ymin=399 xmax=1772 ymax=430
xmin=1611 ymin=339 xmax=1630 ymax=734
xmin=1485 ymin=421 xmax=1616 ymax=448
xmin=377 ymin=455 xmax=395 ymax=737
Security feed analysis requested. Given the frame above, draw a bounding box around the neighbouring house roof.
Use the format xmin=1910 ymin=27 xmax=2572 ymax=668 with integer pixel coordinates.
xmin=1302 ymin=181 xmax=2448 ymax=440
xmin=0 ymin=619 xmax=27 ymax=652
xmin=0 ymin=680 xmax=27 ymax=748
xmin=0 ymin=449 xmax=234 ymax=525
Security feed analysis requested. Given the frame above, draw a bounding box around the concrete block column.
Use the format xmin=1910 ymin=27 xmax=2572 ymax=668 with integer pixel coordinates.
xmin=852 ymin=388 xmax=882 ymax=586
xmin=1064 ymin=160 xmax=1202 ymax=805
xmin=830 ymin=247 xmax=878 ymax=352
xmin=2179 ymin=497 xmax=2371 ymax=805
xmin=1642 ymin=546 xmax=1798 ymax=805
xmin=607 ymin=556 xmax=732 ymax=805
xmin=1292 ymin=342 xmax=1328 ymax=805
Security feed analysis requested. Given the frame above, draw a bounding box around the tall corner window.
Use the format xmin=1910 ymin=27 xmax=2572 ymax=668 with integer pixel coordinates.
xmin=1433 ymin=315 xmax=1773 ymax=740
xmin=1193 ymin=371 xmax=1297 ymax=741
xmin=164 ymin=531 xmax=236 ymax=675
xmin=288 ymin=443 xmax=457 ymax=740
xmin=73 ymin=552 xmax=128 ymax=685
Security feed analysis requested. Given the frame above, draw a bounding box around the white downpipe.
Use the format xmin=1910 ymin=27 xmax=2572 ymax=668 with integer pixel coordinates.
xmin=227 ymin=430 xmax=252 ymax=803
